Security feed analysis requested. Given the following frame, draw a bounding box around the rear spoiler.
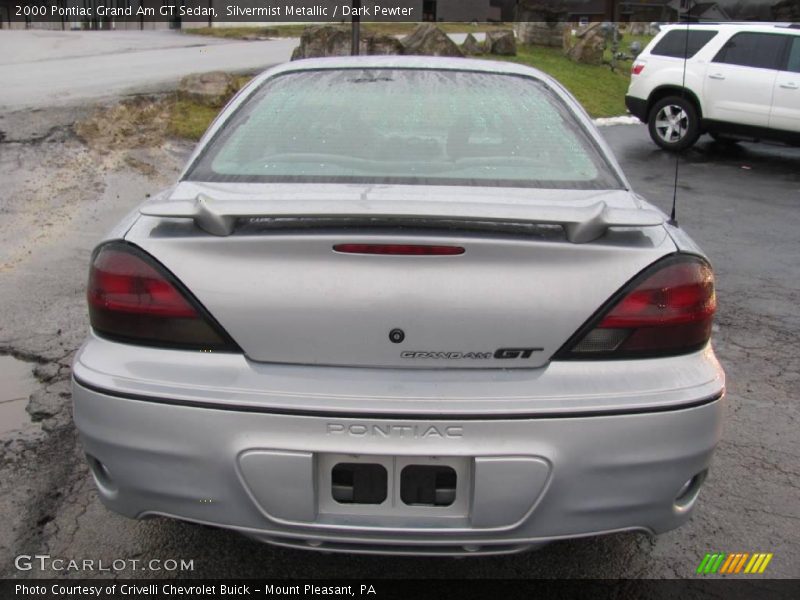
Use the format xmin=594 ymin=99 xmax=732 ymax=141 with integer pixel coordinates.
xmin=140 ymin=194 xmax=665 ymax=244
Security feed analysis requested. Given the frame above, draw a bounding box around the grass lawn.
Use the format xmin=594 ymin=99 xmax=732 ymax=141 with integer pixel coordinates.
xmin=168 ymin=99 xmax=220 ymax=141
xmin=168 ymin=75 xmax=252 ymax=140
xmin=498 ymin=45 xmax=633 ymax=118
xmin=498 ymin=33 xmax=652 ymax=118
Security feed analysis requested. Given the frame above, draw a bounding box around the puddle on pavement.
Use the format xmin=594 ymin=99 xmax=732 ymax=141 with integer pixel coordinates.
xmin=0 ymin=355 xmax=39 ymax=436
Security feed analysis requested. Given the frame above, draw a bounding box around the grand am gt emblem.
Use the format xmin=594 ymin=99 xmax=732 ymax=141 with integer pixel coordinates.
xmin=401 ymin=347 xmax=543 ymax=360
xmin=327 ymin=423 xmax=464 ymax=439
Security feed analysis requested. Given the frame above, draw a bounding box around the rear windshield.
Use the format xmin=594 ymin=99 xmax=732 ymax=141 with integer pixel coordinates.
xmin=186 ymin=69 xmax=622 ymax=190
xmin=651 ymin=30 xmax=718 ymax=59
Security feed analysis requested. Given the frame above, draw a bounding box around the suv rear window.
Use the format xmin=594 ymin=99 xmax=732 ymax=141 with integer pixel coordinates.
xmin=713 ymin=33 xmax=788 ymax=70
xmin=786 ymin=37 xmax=800 ymax=73
xmin=651 ymin=30 xmax=718 ymax=59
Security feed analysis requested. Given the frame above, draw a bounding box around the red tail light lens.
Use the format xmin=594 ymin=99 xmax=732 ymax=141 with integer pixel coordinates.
xmin=559 ymin=256 xmax=716 ymax=359
xmin=88 ymin=243 xmax=239 ymax=351
xmin=632 ymin=63 xmax=645 ymax=75
xmin=334 ymin=244 xmax=465 ymax=256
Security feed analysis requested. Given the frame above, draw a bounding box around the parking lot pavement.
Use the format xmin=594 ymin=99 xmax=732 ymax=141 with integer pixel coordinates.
xmin=0 ymin=30 xmax=296 ymax=111
xmin=0 ymin=114 xmax=798 ymax=578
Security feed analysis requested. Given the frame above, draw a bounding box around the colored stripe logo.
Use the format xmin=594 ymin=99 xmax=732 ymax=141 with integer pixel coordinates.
xmin=696 ymin=552 xmax=773 ymax=574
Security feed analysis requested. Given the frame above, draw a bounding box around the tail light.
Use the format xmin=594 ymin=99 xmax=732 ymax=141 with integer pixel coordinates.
xmin=557 ymin=255 xmax=716 ymax=359
xmin=632 ymin=63 xmax=645 ymax=75
xmin=87 ymin=243 xmax=239 ymax=351
xmin=334 ymin=244 xmax=465 ymax=256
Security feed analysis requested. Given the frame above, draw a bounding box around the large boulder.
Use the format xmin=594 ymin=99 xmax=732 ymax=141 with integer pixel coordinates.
xmin=177 ymin=72 xmax=236 ymax=107
xmin=484 ymin=30 xmax=517 ymax=56
xmin=291 ymin=24 xmax=467 ymax=59
xmin=516 ymin=1 xmax=567 ymax=47
xmin=564 ymin=22 xmax=606 ymax=66
xmin=291 ymin=25 xmax=353 ymax=60
xmin=516 ymin=21 xmax=566 ymax=47
xmin=401 ymin=24 xmax=463 ymax=58
xmin=291 ymin=25 xmax=403 ymax=59
xmin=363 ymin=34 xmax=404 ymax=56
xmin=626 ymin=22 xmax=649 ymax=36
xmin=461 ymin=33 xmax=484 ymax=56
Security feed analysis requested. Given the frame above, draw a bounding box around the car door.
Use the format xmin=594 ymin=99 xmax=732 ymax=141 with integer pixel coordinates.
xmin=769 ymin=35 xmax=800 ymax=133
xmin=703 ymin=32 xmax=787 ymax=128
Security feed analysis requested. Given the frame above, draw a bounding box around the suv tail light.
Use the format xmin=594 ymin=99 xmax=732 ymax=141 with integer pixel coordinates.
xmin=557 ymin=255 xmax=716 ymax=359
xmin=632 ymin=63 xmax=645 ymax=75
xmin=87 ymin=243 xmax=239 ymax=351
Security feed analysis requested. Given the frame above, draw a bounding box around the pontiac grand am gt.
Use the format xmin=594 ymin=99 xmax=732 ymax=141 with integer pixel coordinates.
xmin=72 ymin=56 xmax=724 ymax=556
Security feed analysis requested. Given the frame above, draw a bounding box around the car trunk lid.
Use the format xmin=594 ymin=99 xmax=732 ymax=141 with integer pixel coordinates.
xmin=127 ymin=183 xmax=672 ymax=369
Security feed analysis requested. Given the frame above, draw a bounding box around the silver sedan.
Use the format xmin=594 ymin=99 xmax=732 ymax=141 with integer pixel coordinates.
xmin=72 ymin=56 xmax=724 ymax=556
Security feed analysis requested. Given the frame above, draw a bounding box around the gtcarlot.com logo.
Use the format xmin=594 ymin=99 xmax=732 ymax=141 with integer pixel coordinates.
xmin=14 ymin=554 xmax=194 ymax=573
xmin=696 ymin=552 xmax=773 ymax=575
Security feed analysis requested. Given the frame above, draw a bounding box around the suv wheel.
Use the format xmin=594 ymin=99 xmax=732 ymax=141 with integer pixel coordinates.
xmin=648 ymin=96 xmax=700 ymax=151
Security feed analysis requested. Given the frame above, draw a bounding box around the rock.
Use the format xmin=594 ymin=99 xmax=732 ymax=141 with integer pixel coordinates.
xmin=177 ymin=72 xmax=236 ymax=108
xmin=26 ymin=389 xmax=62 ymax=421
xmin=42 ymin=413 xmax=72 ymax=433
xmin=291 ymin=25 xmax=403 ymax=59
xmin=291 ymin=25 xmax=353 ymax=60
xmin=33 ymin=362 xmax=60 ymax=383
xmin=516 ymin=2 xmax=567 ymax=47
xmin=363 ymin=34 xmax=404 ymax=56
xmin=401 ymin=24 xmax=464 ymax=58
xmin=516 ymin=21 xmax=566 ymax=47
xmin=564 ymin=23 xmax=606 ymax=66
xmin=484 ymin=30 xmax=517 ymax=56
xmin=241 ymin=34 xmax=269 ymax=41
xmin=461 ymin=33 xmax=484 ymax=56
xmin=626 ymin=22 xmax=649 ymax=36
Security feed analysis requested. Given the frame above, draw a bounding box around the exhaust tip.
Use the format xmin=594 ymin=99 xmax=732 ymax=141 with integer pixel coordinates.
xmin=86 ymin=453 xmax=118 ymax=496
xmin=674 ymin=469 xmax=708 ymax=512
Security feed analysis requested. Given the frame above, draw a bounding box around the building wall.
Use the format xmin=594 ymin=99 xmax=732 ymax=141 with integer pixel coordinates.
xmin=436 ymin=0 xmax=492 ymax=21
xmin=490 ymin=0 xmax=517 ymax=21
xmin=695 ymin=6 xmax=729 ymax=21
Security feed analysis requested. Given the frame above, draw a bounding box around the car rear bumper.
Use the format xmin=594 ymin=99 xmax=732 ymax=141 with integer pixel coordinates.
xmin=72 ymin=338 xmax=724 ymax=555
xmin=625 ymin=95 xmax=648 ymax=122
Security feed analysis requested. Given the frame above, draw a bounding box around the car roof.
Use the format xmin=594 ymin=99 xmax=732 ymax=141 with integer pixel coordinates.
xmin=659 ymin=22 xmax=800 ymax=35
xmin=249 ymin=55 xmax=562 ymax=89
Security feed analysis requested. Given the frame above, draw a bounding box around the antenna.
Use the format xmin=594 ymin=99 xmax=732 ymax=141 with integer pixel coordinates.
xmin=670 ymin=12 xmax=692 ymax=226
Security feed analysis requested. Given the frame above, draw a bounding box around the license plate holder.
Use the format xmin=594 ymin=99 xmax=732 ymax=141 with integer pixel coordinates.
xmin=318 ymin=454 xmax=471 ymax=519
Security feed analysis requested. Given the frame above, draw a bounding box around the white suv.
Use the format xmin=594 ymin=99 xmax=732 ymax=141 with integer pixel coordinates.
xmin=626 ymin=23 xmax=800 ymax=150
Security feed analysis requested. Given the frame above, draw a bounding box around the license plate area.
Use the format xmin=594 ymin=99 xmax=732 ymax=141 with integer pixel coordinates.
xmin=331 ymin=463 xmax=388 ymax=504
xmin=400 ymin=465 xmax=457 ymax=506
xmin=318 ymin=454 xmax=471 ymax=519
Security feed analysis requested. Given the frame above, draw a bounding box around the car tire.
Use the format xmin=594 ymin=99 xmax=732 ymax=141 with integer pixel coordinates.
xmin=647 ymin=96 xmax=700 ymax=151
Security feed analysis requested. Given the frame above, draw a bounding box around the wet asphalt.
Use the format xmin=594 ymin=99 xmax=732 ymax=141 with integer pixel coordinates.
xmin=0 ymin=114 xmax=798 ymax=579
